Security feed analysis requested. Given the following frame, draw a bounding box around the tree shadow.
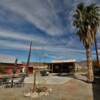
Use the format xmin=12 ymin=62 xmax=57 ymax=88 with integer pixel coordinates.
xmin=75 ymin=74 xmax=100 ymax=100
xmin=55 ymin=73 xmax=74 ymax=77
xmin=92 ymin=76 xmax=100 ymax=100
xmin=69 ymin=73 xmax=100 ymax=100
xmin=52 ymin=72 xmax=90 ymax=84
xmin=73 ymin=72 xmax=100 ymax=100
xmin=64 ymin=72 xmax=100 ymax=100
xmin=50 ymin=72 xmax=100 ymax=100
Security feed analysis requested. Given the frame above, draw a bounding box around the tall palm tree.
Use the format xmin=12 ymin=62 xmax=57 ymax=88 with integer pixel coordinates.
xmin=95 ymin=37 xmax=99 ymax=66
xmin=88 ymin=4 xmax=100 ymax=66
xmin=73 ymin=3 xmax=100 ymax=82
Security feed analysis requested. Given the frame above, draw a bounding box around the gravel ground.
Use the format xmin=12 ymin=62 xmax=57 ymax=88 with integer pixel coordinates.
xmin=0 ymin=78 xmax=95 ymax=100
xmin=24 ymin=74 xmax=73 ymax=84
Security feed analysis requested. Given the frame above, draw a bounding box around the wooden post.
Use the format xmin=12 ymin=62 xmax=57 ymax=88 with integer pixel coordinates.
xmin=33 ymin=70 xmax=37 ymax=91
xmin=11 ymin=59 xmax=17 ymax=88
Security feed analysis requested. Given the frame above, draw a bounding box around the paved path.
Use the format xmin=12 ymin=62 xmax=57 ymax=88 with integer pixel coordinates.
xmin=24 ymin=75 xmax=72 ymax=84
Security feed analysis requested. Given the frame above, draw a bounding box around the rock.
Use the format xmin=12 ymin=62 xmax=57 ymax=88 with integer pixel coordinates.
xmin=24 ymin=92 xmax=31 ymax=97
xmin=39 ymin=92 xmax=49 ymax=96
xmin=30 ymin=92 xmax=39 ymax=98
xmin=39 ymin=92 xmax=45 ymax=96
xmin=44 ymin=92 xmax=49 ymax=96
xmin=48 ymin=88 xmax=52 ymax=92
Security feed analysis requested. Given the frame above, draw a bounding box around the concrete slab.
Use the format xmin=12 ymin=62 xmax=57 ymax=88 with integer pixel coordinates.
xmin=24 ymin=75 xmax=72 ymax=84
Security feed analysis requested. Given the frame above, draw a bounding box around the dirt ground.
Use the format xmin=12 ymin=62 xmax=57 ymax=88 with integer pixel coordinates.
xmin=0 ymin=78 xmax=97 ymax=100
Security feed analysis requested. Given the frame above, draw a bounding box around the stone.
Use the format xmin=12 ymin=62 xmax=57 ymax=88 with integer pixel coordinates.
xmin=48 ymin=88 xmax=52 ymax=92
xmin=30 ymin=92 xmax=39 ymax=98
xmin=39 ymin=92 xmax=45 ymax=96
xmin=24 ymin=92 xmax=31 ymax=97
xmin=44 ymin=92 xmax=49 ymax=96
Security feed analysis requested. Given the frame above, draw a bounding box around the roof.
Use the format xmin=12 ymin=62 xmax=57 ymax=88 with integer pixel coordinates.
xmin=22 ymin=62 xmax=48 ymax=69
xmin=52 ymin=59 xmax=76 ymax=63
xmin=0 ymin=55 xmax=16 ymax=64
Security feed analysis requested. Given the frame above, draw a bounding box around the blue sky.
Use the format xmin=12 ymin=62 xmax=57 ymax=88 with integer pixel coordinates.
xmin=0 ymin=0 xmax=100 ymax=62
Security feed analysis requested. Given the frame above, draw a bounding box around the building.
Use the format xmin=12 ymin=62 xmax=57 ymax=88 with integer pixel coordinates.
xmin=22 ymin=62 xmax=48 ymax=74
xmin=0 ymin=55 xmax=22 ymax=74
xmin=48 ymin=59 xmax=76 ymax=74
xmin=22 ymin=59 xmax=76 ymax=74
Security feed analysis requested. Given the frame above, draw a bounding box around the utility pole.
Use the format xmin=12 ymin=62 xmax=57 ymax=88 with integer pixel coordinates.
xmin=26 ymin=41 xmax=32 ymax=75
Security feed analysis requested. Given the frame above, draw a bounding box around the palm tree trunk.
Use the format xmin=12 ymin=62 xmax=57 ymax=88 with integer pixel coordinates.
xmin=86 ymin=48 xmax=94 ymax=82
xmin=94 ymin=37 xmax=99 ymax=66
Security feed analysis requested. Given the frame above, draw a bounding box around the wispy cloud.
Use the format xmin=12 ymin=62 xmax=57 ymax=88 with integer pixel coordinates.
xmin=0 ymin=39 xmax=45 ymax=51
xmin=0 ymin=0 xmax=99 ymax=61
xmin=0 ymin=0 xmax=69 ymax=36
xmin=0 ymin=0 xmax=99 ymax=37
xmin=0 ymin=38 xmax=95 ymax=54
xmin=0 ymin=30 xmax=48 ymax=44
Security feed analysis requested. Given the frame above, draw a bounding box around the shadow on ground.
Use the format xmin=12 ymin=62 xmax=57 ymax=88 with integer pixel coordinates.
xmin=73 ymin=74 xmax=100 ymax=100
xmin=73 ymin=73 xmax=100 ymax=100
xmin=92 ymin=77 xmax=100 ymax=100
xmin=52 ymin=73 xmax=75 ymax=77
xmin=55 ymin=72 xmax=100 ymax=100
xmin=54 ymin=72 xmax=87 ymax=82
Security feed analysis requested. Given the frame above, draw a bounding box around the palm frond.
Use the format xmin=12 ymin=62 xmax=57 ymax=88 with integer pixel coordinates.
xmin=73 ymin=2 xmax=100 ymax=49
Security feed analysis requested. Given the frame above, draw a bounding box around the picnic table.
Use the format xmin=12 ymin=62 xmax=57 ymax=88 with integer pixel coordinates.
xmin=0 ymin=73 xmax=23 ymax=78
xmin=0 ymin=73 xmax=26 ymax=88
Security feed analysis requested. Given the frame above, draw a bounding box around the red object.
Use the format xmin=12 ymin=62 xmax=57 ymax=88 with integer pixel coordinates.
xmin=0 ymin=63 xmax=23 ymax=75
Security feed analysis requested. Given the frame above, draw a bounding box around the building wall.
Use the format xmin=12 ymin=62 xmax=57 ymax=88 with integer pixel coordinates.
xmin=49 ymin=62 xmax=75 ymax=73
xmin=28 ymin=67 xmax=33 ymax=74
xmin=25 ymin=63 xmax=48 ymax=74
xmin=5 ymin=67 xmax=13 ymax=74
xmin=0 ymin=63 xmax=22 ymax=74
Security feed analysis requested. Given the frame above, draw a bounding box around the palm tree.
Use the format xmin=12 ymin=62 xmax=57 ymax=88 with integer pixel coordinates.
xmin=73 ymin=3 xmax=100 ymax=82
xmin=88 ymin=4 xmax=100 ymax=66
xmin=95 ymin=37 xmax=99 ymax=66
